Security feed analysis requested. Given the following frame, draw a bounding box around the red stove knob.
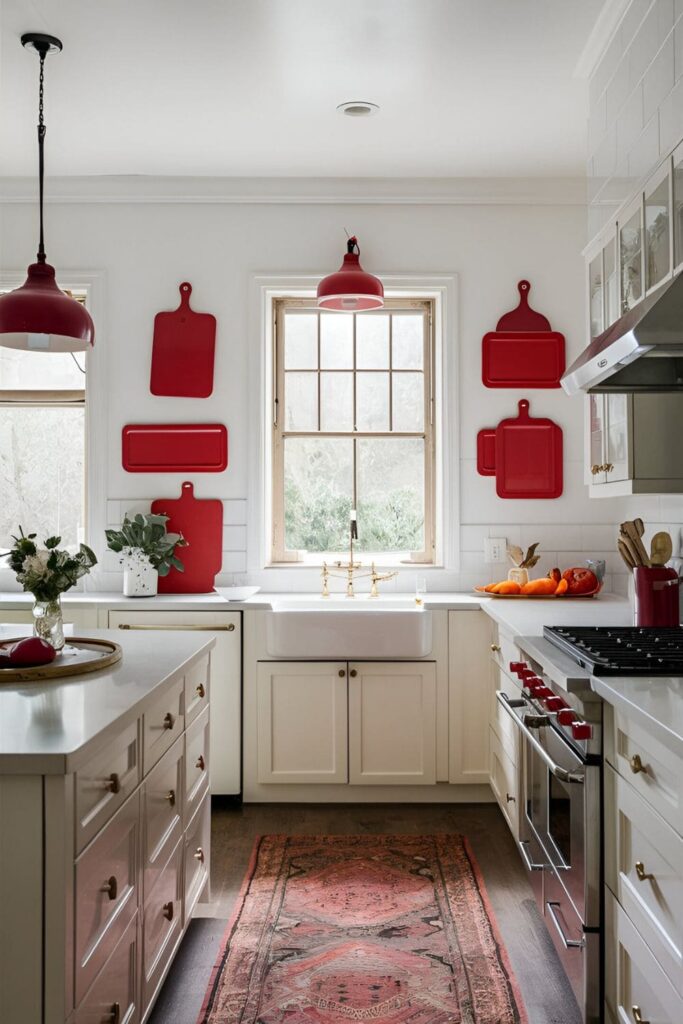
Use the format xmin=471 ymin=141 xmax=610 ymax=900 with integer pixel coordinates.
xmin=557 ymin=709 xmax=576 ymax=726
xmin=545 ymin=696 xmax=567 ymax=712
xmin=534 ymin=686 xmax=553 ymax=699
xmin=571 ymin=722 xmax=592 ymax=741
xmin=509 ymin=661 xmax=526 ymax=676
xmin=520 ymin=669 xmax=537 ymax=681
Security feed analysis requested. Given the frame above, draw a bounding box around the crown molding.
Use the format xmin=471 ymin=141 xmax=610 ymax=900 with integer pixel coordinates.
xmin=574 ymin=0 xmax=631 ymax=80
xmin=0 ymin=174 xmax=588 ymax=207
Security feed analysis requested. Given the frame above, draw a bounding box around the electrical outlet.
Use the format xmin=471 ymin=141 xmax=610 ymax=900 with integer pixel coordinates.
xmin=484 ymin=537 xmax=507 ymax=563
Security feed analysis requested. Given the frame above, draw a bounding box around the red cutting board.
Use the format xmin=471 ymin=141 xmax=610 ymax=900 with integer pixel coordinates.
xmin=482 ymin=281 xmax=565 ymax=388
xmin=151 ymin=481 xmax=223 ymax=593
xmin=476 ymin=429 xmax=496 ymax=476
xmin=122 ymin=424 xmax=228 ymax=473
xmin=494 ymin=399 xmax=563 ymax=499
xmin=150 ymin=283 xmax=216 ymax=397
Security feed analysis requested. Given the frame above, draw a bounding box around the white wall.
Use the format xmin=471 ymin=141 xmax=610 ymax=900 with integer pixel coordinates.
xmin=0 ymin=180 xmax=625 ymax=592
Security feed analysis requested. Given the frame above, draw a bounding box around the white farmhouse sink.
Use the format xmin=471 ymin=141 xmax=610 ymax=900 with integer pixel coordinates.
xmin=265 ymin=596 xmax=432 ymax=658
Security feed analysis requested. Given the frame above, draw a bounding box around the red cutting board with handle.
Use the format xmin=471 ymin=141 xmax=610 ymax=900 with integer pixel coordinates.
xmin=482 ymin=281 xmax=565 ymax=388
xmin=494 ymin=399 xmax=563 ymax=499
xmin=150 ymin=283 xmax=216 ymax=397
xmin=151 ymin=481 xmax=223 ymax=593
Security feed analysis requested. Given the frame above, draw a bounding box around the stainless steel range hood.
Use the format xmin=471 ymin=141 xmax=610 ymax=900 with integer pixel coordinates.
xmin=561 ymin=271 xmax=683 ymax=394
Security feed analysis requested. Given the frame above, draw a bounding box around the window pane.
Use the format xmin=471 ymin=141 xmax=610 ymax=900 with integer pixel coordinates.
xmin=392 ymin=315 xmax=423 ymax=369
xmin=392 ymin=372 xmax=424 ymax=431
xmin=320 ymin=314 xmax=353 ymax=369
xmin=284 ymin=437 xmax=353 ymax=552
xmin=0 ymin=407 xmax=85 ymax=549
xmin=284 ymin=314 xmax=317 ymax=368
xmin=356 ymin=314 xmax=389 ymax=368
xmin=356 ymin=438 xmax=425 ymax=553
xmin=0 ymin=347 xmax=86 ymax=389
xmin=320 ymin=372 xmax=353 ymax=431
xmin=284 ymin=372 xmax=317 ymax=430
xmin=356 ymin=372 xmax=389 ymax=431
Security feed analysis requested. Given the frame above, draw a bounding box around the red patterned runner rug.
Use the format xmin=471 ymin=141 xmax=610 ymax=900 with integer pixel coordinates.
xmin=199 ymin=834 xmax=528 ymax=1024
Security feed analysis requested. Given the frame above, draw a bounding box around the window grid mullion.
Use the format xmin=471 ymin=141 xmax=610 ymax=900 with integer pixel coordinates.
xmin=389 ymin=313 xmax=393 ymax=431
xmin=316 ymin=312 xmax=321 ymax=432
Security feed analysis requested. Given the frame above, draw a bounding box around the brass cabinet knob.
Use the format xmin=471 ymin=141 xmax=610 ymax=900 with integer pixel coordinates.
xmin=100 ymin=875 xmax=118 ymax=901
xmin=104 ymin=772 xmax=120 ymax=794
xmin=635 ymin=861 xmax=654 ymax=882
xmin=630 ymin=754 xmax=647 ymax=775
xmin=591 ymin=464 xmax=602 ymax=475
xmin=349 ymin=669 xmax=357 ymax=678
xmin=632 ymin=1007 xmax=650 ymax=1024
xmin=163 ymin=712 xmax=175 ymax=730
xmin=193 ymin=847 xmax=205 ymax=863
xmin=162 ymin=901 xmax=174 ymax=921
xmin=196 ymin=682 xmax=206 ymax=699
xmin=506 ymin=792 xmax=516 ymax=803
xmin=195 ymin=755 xmax=205 ymax=771
xmin=166 ymin=789 xmax=176 ymax=807
xmin=338 ymin=669 xmax=346 ymax=678
xmin=490 ymin=643 xmax=501 ymax=652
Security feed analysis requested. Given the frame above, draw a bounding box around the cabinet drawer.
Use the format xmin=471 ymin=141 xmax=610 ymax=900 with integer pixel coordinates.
xmin=143 ymin=677 xmax=184 ymax=773
xmin=142 ymin=840 xmax=183 ymax=1016
xmin=74 ymin=913 xmax=138 ymax=1024
xmin=605 ymin=765 xmax=683 ymax=994
xmin=75 ymin=792 xmax=140 ymax=1004
xmin=143 ymin=737 xmax=183 ymax=902
xmin=490 ymin=628 xmax=521 ymax=677
xmin=185 ymin=706 xmax=210 ymax=819
xmin=184 ymin=654 xmax=210 ymax=725
xmin=490 ymin=665 xmax=519 ymax=764
xmin=75 ymin=720 xmax=140 ymax=854
xmin=606 ymin=704 xmax=683 ymax=835
xmin=489 ymin=726 xmax=519 ymax=839
xmin=605 ymin=889 xmax=683 ymax=1024
xmin=185 ymin=791 xmax=211 ymax=920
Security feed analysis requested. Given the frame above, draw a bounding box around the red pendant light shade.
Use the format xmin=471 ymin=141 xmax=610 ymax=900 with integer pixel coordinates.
xmin=317 ymin=236 xmax=384 ymax=311
xmin=0 ymin=33 xmax=95 ymax=353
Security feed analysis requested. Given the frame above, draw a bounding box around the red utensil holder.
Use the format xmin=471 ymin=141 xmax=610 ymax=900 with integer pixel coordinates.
xmin=633 ymin=566 xmax=681 ymax=627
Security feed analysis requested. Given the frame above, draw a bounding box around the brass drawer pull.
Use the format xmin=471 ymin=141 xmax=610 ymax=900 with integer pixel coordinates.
xmin=490 ymin=643 xmax=501 ymax=652
xmin=163 ymin=712 xmax=175 ymax=730
xmin=103 ymin=1003 xmax=120 ymax=1024
xmin=591 ymin=464 xmax=603 ymax=475
xmin=195 ymin=755 xmax=205 ymax=771
xmin=104 ymin=772 xmax=120 ymax=794
xmin=635 ymin=861 xmax=654 ymax=882
xmin=604 ymin=462 xmax=614 ymax=472
xmin=162 ymin=901 xmax=174 ymax=921
xmin=193 ymin=847 xmax=205 ymax=863
xmin=166 ymin=789 xmax=176 ymax=807
xmin=118 ymin=623 xmax=235 ymax=631
xmin=506 ymin=792 xmax=516 ymax=803
xmin=632 ymin=1008 xmax=649 ymax=1024
xmin=196 ymin=682 xmax=206 ymax=699
xmin=100 ymin=875 xmax=118 ymax=901
xmin=629 ymin=754 xmax=647 ymax=775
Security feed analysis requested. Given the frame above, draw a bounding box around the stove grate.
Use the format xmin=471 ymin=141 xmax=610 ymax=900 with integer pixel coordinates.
xmin=543 ymin=625 xmax=683 ymax=675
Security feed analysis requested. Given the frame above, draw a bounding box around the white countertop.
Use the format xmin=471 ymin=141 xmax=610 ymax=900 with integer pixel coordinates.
xmin=0 ymin=627 xmax=214 ymax=774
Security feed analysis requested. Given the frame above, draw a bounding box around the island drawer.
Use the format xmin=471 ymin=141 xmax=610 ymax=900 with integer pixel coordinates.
xmin=143 ymin=676 xmax=185 ymax=773
xmin=143 ymin=736 xmax=184 ymax=902
xmin=75 ymin=719 xmax=140 ymax=854
xmin=73 ymin=913 xmax=138 ymax=1024
xmin=75 ymin=792 xmax=140 ymax=1004
xmin=185 ymin=790 xmax=211 ymax=919
xmin=184 ymin=654 xmax=210 ymax=724
xmin=185 ymin=706 xmax=210 ymax=820
xmin=142 ymin=838 xmax=183 ymax=1016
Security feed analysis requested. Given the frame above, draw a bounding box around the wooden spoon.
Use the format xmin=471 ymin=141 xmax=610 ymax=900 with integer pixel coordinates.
xmin=617 ymin=539 xmax=636 ymax=571
xmin=650 ymin=531 xmax=673 ymax=567
xmin=621 ymin=521 xmax=650 ymax=566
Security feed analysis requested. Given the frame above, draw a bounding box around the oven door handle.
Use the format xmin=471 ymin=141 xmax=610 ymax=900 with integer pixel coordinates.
xmin=496 ymin=692 xmax=585 ymax=785
xmin=545 ymin=901 xmax=585 ymax=949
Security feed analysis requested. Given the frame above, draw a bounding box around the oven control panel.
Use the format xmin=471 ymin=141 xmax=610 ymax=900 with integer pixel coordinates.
xmin=509 ymin=660 xmax=598 ymax=754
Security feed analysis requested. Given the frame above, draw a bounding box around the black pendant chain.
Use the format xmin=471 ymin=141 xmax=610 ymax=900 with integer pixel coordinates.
xmin=37 ymin=50 xmax=47 ymax=263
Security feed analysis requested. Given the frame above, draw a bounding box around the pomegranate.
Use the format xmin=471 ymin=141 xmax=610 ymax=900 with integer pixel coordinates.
xmin=8 ymin=636 xmax=57 ymax=666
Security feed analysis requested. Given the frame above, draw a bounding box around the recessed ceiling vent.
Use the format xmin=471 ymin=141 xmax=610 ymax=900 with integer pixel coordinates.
xmin=337 ymin=100 xmax=379 ymax=117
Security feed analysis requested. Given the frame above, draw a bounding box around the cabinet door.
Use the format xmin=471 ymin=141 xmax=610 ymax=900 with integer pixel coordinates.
xmin=108 ymin=610 xmax=240 ymax=795
xmin=348 ymin=661 xmax=436 ymax=785
xmin=619 ymin=195 xmax=644 ymax=314
xmin=588 ymin=394 xmax=607 ymax=484
xmin=449 ymin=610 xmax=492 ymax=783
xmin=644 ymin=159 xmax=672 ymax=294
xmin=674 ymin=140 xmax=683 ymax=272
xmin=256 ymin=662 xmax=348 ymax=783
xmin=604 ymin=394 xmax=632 ymax=483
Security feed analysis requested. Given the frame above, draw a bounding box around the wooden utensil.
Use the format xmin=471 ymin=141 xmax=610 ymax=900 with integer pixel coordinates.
xmin=650 ymin=531 xmax=673 ymax=566
xmin=621 ymin=521 xmax=650 ymax=566
xmin=617 ymin=539 xmax=636 ymax=571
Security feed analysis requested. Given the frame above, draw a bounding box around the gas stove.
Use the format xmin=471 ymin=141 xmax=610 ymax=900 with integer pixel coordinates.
xmin=544 ymin=625 xmax=683 ymax=676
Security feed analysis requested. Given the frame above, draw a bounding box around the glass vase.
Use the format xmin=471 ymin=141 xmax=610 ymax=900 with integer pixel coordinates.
xmin=32 ymin=596 xmax=65 ymax=651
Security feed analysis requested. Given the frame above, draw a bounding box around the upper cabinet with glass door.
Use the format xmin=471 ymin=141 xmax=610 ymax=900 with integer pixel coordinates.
xmin=644 ymin=160 xmax=672 ymax=294
xmin=619 ymin=194 xmax=644 ymax=314
xmin=673 ymin=141 xmax=683 ymax=273
xmin=588 ymin=229 xmax=618 ymax=340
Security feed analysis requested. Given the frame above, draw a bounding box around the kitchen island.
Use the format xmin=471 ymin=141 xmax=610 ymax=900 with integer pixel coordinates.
xmin=0 ymin=627 xmax=215 ymax=1024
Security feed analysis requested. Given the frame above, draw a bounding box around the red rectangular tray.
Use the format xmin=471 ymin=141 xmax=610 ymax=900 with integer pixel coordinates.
xmin=495 ymin=399 xmax=563 ymax=499
xmin=122 ymin=424 xmax=228 ymax=473
xmin=482 ymin=331 xmax=565 ymax=388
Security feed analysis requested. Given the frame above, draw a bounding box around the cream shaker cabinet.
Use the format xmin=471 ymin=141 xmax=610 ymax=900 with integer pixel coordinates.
xmin=108 ymin=610 xmax=241 ymax=795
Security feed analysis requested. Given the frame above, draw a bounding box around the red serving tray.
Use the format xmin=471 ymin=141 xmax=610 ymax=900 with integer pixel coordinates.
xmin=151 ymin=481 xmax=223 ymax=593
xmin=150 ymin=283 xmax=216 ymax=398
xmin=122 ymin=424 xmax=228 ymax=473
xmin=482 ymin=281 xmax=565 ymax=388
xmin=476 ymin=429 xmax=496 ymax=476
xmin=495 ymin=399 xmax=563 ymax=499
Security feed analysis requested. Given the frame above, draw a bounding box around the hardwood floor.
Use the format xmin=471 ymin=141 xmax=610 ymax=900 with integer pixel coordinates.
xmin=149 ymin=801 xmax=581 ymax=1024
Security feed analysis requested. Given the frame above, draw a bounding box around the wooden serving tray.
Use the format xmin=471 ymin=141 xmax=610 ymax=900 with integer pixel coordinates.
xmin=0 ymin=637 xmax=122 ymax=683
xmin=474 ymin=587 xmax=598 ymax=600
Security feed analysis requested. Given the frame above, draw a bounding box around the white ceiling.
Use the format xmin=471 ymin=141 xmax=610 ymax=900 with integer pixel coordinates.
xmin=0 ymin=0 xmax=603 ymax=179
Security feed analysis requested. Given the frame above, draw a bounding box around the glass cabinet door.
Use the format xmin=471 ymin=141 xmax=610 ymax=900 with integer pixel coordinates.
xmin=605 ymin=394 xmax=631 ymax=482
xmin=674 ymin=142 xmax=683 ymax=271
xmin=589 ymin=252 xmax=603 ymax=339
xmin=603 ymin=234 xmax=618 ymax=328
xmin=589 ymin=394 xmax=606 ymax=484
xmin=620 ymin=201 xmax=643 ymax=313
xmin=644 ymin=163 xmax=671 ymax=293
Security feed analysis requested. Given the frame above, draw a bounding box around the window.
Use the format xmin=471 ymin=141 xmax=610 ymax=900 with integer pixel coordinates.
xmin=271 ymin=297 xmax=435 ymax=564
xmin=0 ymin=294 xmax=87 ymax=550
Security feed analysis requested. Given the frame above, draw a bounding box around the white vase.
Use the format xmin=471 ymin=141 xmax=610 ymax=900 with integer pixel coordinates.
xmin=122 ymin=556 xmax=159 ymax=598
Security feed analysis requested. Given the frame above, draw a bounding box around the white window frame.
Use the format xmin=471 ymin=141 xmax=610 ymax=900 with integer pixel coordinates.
xmin=247 ymin=273 xmax=459 ymax=578
xmin=0 ymin=269 xmax=106 ymax=588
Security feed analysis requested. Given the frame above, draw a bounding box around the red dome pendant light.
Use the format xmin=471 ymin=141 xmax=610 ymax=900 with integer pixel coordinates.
xmin=317 ymin=236 xmax=384 ymax=312
xmin=0 ymin=33 xmax=94 ymax=352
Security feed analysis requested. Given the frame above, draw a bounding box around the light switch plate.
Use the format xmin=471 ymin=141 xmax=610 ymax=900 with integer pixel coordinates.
xmin=484 ymin=537 xmax=507 ymax=563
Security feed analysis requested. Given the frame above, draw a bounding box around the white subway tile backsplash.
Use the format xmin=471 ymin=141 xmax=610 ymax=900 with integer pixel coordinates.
xmin=675 ymin=17 xmax=683 ymax=79
xmin=616 ymin=83 xmax=645 ymax=165
xmin=606 ymin=57 xmax=631 ymax=122
xmin=223 ymin=525 xmax=247 ymax=551
xmin=628 ymin=1 xmax=675 ymax=90
xmin=460 ymin=525 xmax=490 ymax=552
xmin=628 ymin=112 xmax=660 ymax=175
xmin=105 ymin=500 xmax=121 ymax=526
xmin=519 ymin=524 xmax=582 ymax=550
xmin=580 ymin=524 xmax=617 ymax=549
xmin=643 ymin=32 xmax=675 ymax=120
xmin=659 ymin=75 xmax=683 ymax=154
xmin=594 ymin=124 xmax=618 ymax=179
xmin=223 ymin=499 xmax=247 ymax=525
xmin=621 ymin=0 xmax=655 ymax=51
xmin=221 ymin=551 xmax=247 ymax=573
